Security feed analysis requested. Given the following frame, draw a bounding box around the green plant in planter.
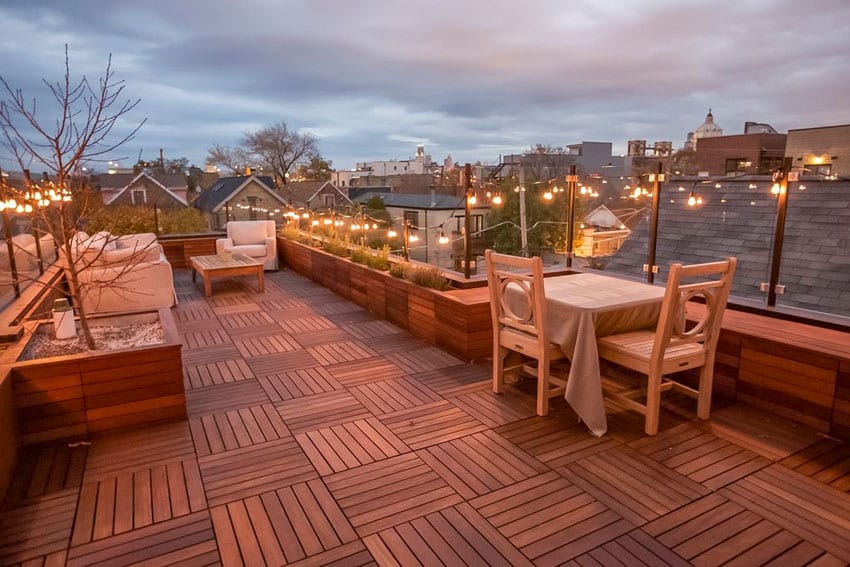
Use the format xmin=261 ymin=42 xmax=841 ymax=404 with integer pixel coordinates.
xmin=322 ymin=236 xmax=350 ymax=257
xmin=388 ymin=261 xmax=451 ymax=290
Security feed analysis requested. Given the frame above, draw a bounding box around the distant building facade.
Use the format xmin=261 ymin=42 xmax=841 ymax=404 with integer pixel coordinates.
xmin=685 ymin=109 xmax=724 ymax=150
xmin=193 ymin=175 xmax=288 ymax=230
xmin=786 ymin=124 xmax=850 ymax=178
xmin=696 ymin=133 xmax=787 ymax=176
xmin=99 ymin=172 xmax=188 ymax=210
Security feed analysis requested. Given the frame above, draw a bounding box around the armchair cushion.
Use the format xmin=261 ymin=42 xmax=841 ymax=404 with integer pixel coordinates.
xmin=217 ymin=221 xmax=278 ymax=270
xmin=229 ymin=222 xmax=268 ymax=245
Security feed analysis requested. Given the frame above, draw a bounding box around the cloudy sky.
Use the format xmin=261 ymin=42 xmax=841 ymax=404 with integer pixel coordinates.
xmin=1 ymin=0 xmax=849 ymax=174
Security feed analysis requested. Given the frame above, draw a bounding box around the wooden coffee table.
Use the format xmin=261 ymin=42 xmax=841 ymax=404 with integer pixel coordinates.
xmin=190 ymin=253 xmax=264 ymax=297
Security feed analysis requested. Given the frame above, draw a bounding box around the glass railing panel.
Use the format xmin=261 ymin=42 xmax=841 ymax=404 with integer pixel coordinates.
xmin=776 ymin=179 xmax=850 ymax=319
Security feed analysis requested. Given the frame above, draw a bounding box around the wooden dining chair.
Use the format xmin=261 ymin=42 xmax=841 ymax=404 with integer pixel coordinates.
xmin=597 ymin=257 xmax=737 ymax=435
xmin=486 ymin=250 xmax=567 ymax=416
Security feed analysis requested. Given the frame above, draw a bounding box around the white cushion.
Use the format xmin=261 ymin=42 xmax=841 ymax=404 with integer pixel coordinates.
xmin=229 ymin=223 xmax=267 ymax=246
xmin=230 ymin=244 xmax=268 ymax=258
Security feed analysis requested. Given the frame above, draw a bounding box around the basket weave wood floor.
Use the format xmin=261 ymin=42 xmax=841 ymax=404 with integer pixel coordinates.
xmin=2 ymin=268 xmax=850 ymax=566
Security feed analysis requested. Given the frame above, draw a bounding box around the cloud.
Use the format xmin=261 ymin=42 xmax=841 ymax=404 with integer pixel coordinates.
xmin=2 ymin=0 xmax=850 ymax=171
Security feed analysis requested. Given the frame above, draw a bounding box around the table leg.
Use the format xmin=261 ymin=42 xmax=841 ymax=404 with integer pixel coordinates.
xmin=192 ymin=268 xmax=196 ymax=282
xmin=203 ymin=273 xmax=212 ymax=297
xmin=257 ymin=269 xmax=264 ymax=293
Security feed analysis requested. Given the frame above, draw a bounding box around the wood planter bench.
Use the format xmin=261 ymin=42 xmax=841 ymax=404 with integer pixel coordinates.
xmin=4 ymin=308 xmax=185 ymax=446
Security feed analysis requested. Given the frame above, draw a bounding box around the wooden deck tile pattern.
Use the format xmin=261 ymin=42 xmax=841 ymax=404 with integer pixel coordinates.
xmin=0 ymin=489 xmax=78 ymax=565
xmin=276 ymin=390 xmax=373 ymax=434
xmin=349 ymin=376 xmax=442 ymax=414
xmin=630 ymin=423 xmax=771 ymax=490
xmin=379 ymin=400 xmax=489 ymax=450
xmin=72 ymin=459 xmax=207 ymax=545
xmin=296 ymin=418 xmax=409 ymax=475
xmin=210 ymin=479 xmax=358 ymax=566
xmin=67 ymin=511 xmax=218 ymax=567
xmin=471 ymin=471 xmax=632 ymax=565
xmin=721 ymin=464 xmax=850 ymax=562
xmin=420 ymin=431 xmax=548 ymax=499
xmin=258 ymin=367 xmax=343 ymax=402
xmin=198 ymin=437 xmax=317 ymax=507
xmin=364 ymin=503 xmax=532 ymax=566
xmin=563 ymin=446 xmax=711 ymax=526
xmin=324 ymin=452 xmax=463 ymax=536
xmin=3 ymin=267 xmax=850 ymax=565
xmin=190 ymin=403 xmax=291 ymax=457
xmin=183 ymin=358 xmax=254 ymax=389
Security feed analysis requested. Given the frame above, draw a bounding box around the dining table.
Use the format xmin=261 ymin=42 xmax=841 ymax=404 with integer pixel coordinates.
xmin=538 ymin=272 xmax=665 ymax=436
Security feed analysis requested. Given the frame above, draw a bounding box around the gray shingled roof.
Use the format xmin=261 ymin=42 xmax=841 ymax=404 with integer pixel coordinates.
xmin=192 ymin=175 xmax=278 ymax=212
xmin=352 ymin=191 xmax=469 ymax=210
xmin=604 ymin=177 xmax=850 ymax=318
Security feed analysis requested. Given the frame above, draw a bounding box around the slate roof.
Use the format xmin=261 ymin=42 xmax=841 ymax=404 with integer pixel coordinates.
xmin=192 ymin=175 xmax=282 ymax=213
xmin=283 ymin=181 xmax=351 ymax=208
xmin=104 ymin=172 xmax=188 ymax=206
xmin=604 ymin=177 xmax=850 ymax=318
xmin=96 ymin=172 xmax=187 ymax=191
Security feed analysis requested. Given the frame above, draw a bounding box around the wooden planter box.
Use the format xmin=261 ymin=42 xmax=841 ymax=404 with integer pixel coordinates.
xmin=5 ymin=308 xmax=185 ymax=446
xmin=279 ymin=237 xmax=493 ymax=361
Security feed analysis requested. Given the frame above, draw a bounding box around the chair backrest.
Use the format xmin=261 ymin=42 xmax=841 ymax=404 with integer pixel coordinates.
xmin=652 ymin=257 xmax=737 ymax=361
xmin=485 ymin=249 xmax=549 ymax=347
xmin=227 ymin=220 xmax=275 ymax=245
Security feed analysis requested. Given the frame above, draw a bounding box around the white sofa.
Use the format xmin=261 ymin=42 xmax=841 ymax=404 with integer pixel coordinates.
xmin=215 ymin=220 xmax=278 ymax=270
xmin=0 ymin=233 xmax=56 ymax=289
xmin=65 ymin=231 xmax=177 ymax=315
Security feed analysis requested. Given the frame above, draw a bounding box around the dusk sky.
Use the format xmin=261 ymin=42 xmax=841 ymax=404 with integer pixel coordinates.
xmin=2 ymin=0 xmax=849 ymax=174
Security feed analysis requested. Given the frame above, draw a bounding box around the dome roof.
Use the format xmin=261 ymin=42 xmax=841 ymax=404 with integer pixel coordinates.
xmin=694 ymin=108 xmax=723 ymax=139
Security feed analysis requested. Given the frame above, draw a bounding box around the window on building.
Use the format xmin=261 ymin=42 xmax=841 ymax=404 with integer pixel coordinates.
xmin=323 ymin=194 xmax=335 ymax=208
xmin=403 ymin=210 xmax=419 ymax=228
xmin=724 ymin=158 xmax=751 ymax=175
xmin=131 ymin=189 xmax=146 ymax=204
xmin=758 ymin=155 xmax=784 ymax=174
xmin=456 ymin=215 xmax=484 ymax=237
xmin=247 ymin=196 xmax=258 ymax=220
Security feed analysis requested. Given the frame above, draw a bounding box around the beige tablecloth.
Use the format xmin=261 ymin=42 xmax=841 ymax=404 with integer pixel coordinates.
xmin=541 ymin=273 xmax=664 ymax=436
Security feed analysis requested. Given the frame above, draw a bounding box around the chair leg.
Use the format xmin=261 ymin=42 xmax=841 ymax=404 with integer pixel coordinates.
xmin=645 ymin=368 xmax=662 ymax=436
xmin=696 ymin=361 xmax=715 ymax=420
xmin=493 ymin=345 xmax=506 ymax=394
xmin=536 ymin=358 xmax=550 ymax=416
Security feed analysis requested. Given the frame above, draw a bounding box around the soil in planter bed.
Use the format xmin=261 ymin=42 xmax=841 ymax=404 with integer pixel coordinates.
xmin=20 ymin=322 xmax=164 ymax=360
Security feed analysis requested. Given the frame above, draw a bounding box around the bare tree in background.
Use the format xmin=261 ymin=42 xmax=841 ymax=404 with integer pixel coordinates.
xmin=0 ymin=46 xmax=148 ymax=349
xmin=206 ymin=121 xmax=320 ymax=187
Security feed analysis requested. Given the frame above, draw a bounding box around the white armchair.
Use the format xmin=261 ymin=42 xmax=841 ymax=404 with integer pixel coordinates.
xmin=216 ymin=220 xmax=278 ymax=270
xmin=65 ymin=231 xmax=177 ymax=315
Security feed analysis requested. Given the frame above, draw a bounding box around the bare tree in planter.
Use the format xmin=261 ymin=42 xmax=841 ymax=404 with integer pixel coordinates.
xmin=0 ymin=45 xmax=150 ymax=349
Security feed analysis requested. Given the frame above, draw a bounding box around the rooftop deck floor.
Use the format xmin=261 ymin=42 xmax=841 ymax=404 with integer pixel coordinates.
xmin=2 ymin=268 xmax=850 ymax=566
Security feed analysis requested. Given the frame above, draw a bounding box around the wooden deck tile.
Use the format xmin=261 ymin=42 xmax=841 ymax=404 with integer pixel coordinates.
xmin=181 ymin=328 xmax=232 ymax=350
xmin=84 ymin=422 xmax=196 ymax=482
xmin=410 ymin=364 xmax=491 ymax=397
xmin=562 ymin=446 xmax=711 ymax=526
xmin=387 ymin=347 xmax=466 ymax=375
xmin=326 ymin=357 xmax=407 ymax=387
xmin=470 ymin=470 xmax=632 ymax=565
xmin=643 ymin=492 xmax=844 ymax=566
xmin=314 ymin=300 xmax=365 ymax=316
xmin=244 ymin=349 xmax=320 ymax=378
xmin=234 ymin=333 xmax=300 ymax=357
xmin=296 ymin=418 xmax=409 ymax=475
xmin=569 ymin=529 xmax=690 ymax=566
xmin=496 ymin=415 xmax=620 ymax=467
xmin=210 ymin=479 xmax=358 ymax=566
xmin=307 ymin=341 xmax=377 ymax=366
xmin=173 ymin=304 xmax=216 ymax=324
xmin=450 ymin=389 xmax=537 ymax=428
xmin=191 ymin=403 xmax=292 ymax=457
xmin=419 ymin=430 xmax=547 ymax=499
xmin=181 ymin=343 xmax=241 ymax=367
xmin=364 ymin=502 xmax=532 ymax=567
xmin=276 ymin=390 xmax=373 ymax=434
xmin=2 ymin=443 xmax=87 ymax=506
xmin=0 ymin=489 xmax=78 ymax=565
xmin=293 ymin=328 xmax=354 ymax=348
xmin=185 ymin=379 xmax=270 ymax=418
xmin=359 ymin=332 xmax=430 ymax=355
xmin=183 ymin=357 xmax=254 ymax=390
xmin=278 ymin=315 xmax=337 ymax=334
xmin=174 ymin=317 xmax=223 ymax=335
xmin=255 ymin=298 xmax=309 ymax=312
xmin=271 ymin=305 xmax=321 ymax=321
xmin=343 ymin=320 xmax=405 ymax=340
xmin=350 ymin=376 xmax=442 ymax=415
xmin=780 ymin=437 xmax=850 ymax=493
xmin=258 ymin=367 xmax=343 ymax=402
xmin=199 ymin=437 xmax=317 ymax=507
xmin=67 ymin=510 xmax=218 ymax=567
xmin=630 ymin=423 xmax=771 ymax=489
xmin=218 ymin=310 xmax=275 ymax=329
xmin=721 ymin=464 xmax=850 ymax=562
xmin=379 ymin=400 xmax=489 ymax=450
xmin=285 ymin=540 xmax=374 ymax=566
xmin=72 ymin=459 xmax=207 ymax=545
xmin=324 ymin=452 xmax=463 ymax=536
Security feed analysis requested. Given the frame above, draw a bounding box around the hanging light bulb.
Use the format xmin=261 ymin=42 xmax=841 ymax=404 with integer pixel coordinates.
xmin=491 ymin=194 xmax=503 ymax=205
xmin=687 ymin=192 xmax=697 ymax=207
xmin=408 ymin=233 xmax=419 ymax=243
xmin=311 ymin=219 xmax=319 ymax=226
xmin=632 ymin=187 xmax=641 ymax=199
xmin=438 ymin=230 xmax=449 ymax=245
xmin=770 ymin=183 xmax=781 ymax=195
xmin=388 ymin=229 xmax=398 ymax=238
xmin=542 ymin=190 xmax=553 ymax=201
xmin=467 ymin=194 xmax=477 ymax=205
